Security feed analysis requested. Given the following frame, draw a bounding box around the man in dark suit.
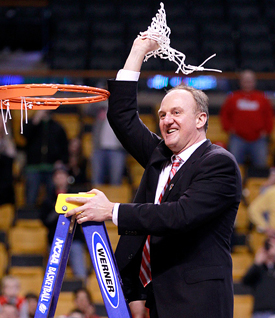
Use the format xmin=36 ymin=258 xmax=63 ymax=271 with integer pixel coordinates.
xmin=66 ymin=36 xmax=242 ymax=318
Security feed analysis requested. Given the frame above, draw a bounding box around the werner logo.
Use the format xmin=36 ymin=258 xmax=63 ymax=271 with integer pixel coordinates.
xmin=92 ymin=232 xmax=119 ymax=308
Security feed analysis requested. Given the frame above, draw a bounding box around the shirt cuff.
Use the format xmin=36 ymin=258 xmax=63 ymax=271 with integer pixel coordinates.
xmin=116 ymin=69 xmax=140 ymax=81
xmin=112 ymin=203 xmax=120 ymax=226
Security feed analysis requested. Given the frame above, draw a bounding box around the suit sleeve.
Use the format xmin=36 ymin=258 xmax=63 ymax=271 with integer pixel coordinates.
xmin=107 ymin=79 xmax=161 ymax=168
xmin=117 ymin=151 xmax=241 ymax=235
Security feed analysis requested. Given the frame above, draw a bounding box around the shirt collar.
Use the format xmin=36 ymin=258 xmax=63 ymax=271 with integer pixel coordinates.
xmin=172 ymin=139 xmax=207 ymax=163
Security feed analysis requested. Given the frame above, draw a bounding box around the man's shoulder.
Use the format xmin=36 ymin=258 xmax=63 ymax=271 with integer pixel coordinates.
xmin=203 ymin=142 xmax=238 ymax=165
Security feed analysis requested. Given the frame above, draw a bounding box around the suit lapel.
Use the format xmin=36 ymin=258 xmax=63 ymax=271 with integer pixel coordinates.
xmin=161 ymin=139 xmax=211 ymax=202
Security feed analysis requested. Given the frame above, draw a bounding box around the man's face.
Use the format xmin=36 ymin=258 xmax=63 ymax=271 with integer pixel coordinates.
xmin=239 ymin=71 xmax=256 ymax=92
xmin=158 ymin=89 xmax=203 ymax=154
xmin=74 ymin=291 xmax=90 ymax=311
xmin=3 ymin=279 xmax=20 ymax=298
xmin=0 ymin=304 xmax=19 ymax=318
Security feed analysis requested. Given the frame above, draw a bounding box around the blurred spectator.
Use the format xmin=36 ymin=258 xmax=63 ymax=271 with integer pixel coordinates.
xmin=129 ymin=300 xmax=148 ymax=318
xmin=72 ymin=288 xmax=99 ymax=318
xmin=23 ymin=110 xmax=68 ymax=206
xmin=24 ymin=293 xmax=38 ymax=318
xmin=220 ymin=70 xmax=273 ymax=168
xmin=40 ymin=163 xmax=88 ymax=282
xmin=242 ymin=237 xmax=275 ymax=318
xmin=0 ymin=303 xmax=19 ymax=318
xmin=85 ymin=100 xmax=127 ymax=185
xmin=0 ymin=275 xmax=27 ymax=318
xmin=68 ymin=309 xmax=85 ymax=318
xmin=260 ymin=167 xmax=275 ymax=194
xmin=67 ymin=137 xmax=89 ymax=192
xmin=248 ymin=184 xmax=275 ymax=238
xmin=0 ymin=117 xmax=16 ymax=205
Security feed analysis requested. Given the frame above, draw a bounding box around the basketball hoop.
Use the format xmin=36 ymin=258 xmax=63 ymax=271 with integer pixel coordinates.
xmin=0 ymin=84 xmax=110 ymax=134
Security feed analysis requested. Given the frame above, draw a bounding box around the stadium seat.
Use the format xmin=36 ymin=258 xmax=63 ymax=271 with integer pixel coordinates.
xmin=8 ymin=225 xmax=48 ymax=255
xmin=0 ymin=243 xmax=8 ymax=279
xmin=243 ymin=177 xmax=269 ymax=205
xmin=232 ymin=252 xmax=254 ymax=282
xmin=247 ymin=231 xmax=267 ymax=254
xmin=9 ymin=266 xmax=44 ymax=296
xmin=52 ymin=113 xmax=81 ymax=140
xmin=95 ymin=184 xmax=132 ymax=204
xmin=0 ymin=204 xmax=15 ymax=233
xmin=234 ymin=294 xmax=254 ymax=318
xmin=55 ymin=292 xmax=75 ymax=317
xmin=235 ymin=202 xmax=250 ymax=234
xmin=206 ymin=116 xmax=229 ymax=146
xmin=87 ymin=273 xmax=103 ymax=304
xmin=105 ymin=221 xmax=120 ymax=252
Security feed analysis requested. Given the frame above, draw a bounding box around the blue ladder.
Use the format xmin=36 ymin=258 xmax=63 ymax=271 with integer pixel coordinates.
xmin=34 ymin=194 xmax=132 ymax=318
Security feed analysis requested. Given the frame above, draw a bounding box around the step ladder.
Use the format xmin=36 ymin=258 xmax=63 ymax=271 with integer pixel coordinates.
xmin=34 ymin=193 xmax=132 ymax=318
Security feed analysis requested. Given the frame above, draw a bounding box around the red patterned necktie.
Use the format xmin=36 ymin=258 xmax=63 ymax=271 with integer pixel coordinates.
xmin=139 ymin=155 xmax=183 ymax=287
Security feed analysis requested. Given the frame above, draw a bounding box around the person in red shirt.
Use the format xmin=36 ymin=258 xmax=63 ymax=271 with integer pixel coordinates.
xmin=220 ymin=70 xmax=273 ymax=168
xmin=0 ymin=275 xmax=28 ymax=318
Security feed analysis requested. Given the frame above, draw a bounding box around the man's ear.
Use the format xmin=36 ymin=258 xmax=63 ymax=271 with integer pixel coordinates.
xmin=196 ymin=112 xmax=207 ymax=129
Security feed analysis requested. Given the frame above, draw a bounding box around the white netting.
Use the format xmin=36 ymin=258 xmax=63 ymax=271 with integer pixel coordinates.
xmin=139 ymin=2 xmax=222 ymax=75
xmin=1 ymin=98 xmax=33 ymax=135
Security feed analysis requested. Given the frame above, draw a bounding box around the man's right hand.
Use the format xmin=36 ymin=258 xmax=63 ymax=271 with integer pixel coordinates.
xmin=123 ymin=35 xmax=159 ymax=72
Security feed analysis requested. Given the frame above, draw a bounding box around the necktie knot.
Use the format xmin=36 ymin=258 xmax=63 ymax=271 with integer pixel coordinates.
xmin=172 ymin=155 xmax=182 ymax=168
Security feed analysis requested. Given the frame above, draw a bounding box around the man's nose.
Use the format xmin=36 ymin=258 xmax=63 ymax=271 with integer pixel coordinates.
xmin=163 ymin=113 xmax=174 ymax=124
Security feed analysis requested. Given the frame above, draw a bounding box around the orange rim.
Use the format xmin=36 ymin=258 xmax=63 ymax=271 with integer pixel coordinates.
xmin=0 ymin=84 xmax=110 ymax=109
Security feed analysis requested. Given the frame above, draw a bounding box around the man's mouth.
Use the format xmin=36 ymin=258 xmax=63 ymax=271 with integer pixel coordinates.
xmin=167 ymin=128 xmax=177 ymax=134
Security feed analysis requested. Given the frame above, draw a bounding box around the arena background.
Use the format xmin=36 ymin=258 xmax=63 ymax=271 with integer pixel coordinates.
xmin=1 ymin=0 xmax=275 ymax=317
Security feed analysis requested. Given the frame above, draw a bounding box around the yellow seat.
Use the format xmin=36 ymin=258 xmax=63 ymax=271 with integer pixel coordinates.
xmin=15 ymin=219 xmax=44 ymax=228
xmin=206 ymin=115 xmax=229 ymax=146
xmin=247 ymin=230 xmax=267 ymax=254
xmin=8 ymin=225 xmax=48 ymax=255
xmin=52 ymin=113 xmax=81 ymax=140
xmin=96 ymin=184 xmax=132 ymax=203
xmin=0 ymin=204 xmax=15 ymax=232
xmin=82 ymin=132 xmax=93 ymax=160
xmin=55 ymin=292 xmax=75 ymax=317
xmin=232 ymin=252 xmax=254 ymax=282
xmin=127 ymin=155 xmax=145 ymax=189
xmin=87 ymin=272 xmax=103 ymax=304
xmin=139 ymin=114 xmax=157 ymax=133
xmin=14 ymin=181 xmax=26 ymax=208
xmin=9 ymin=266 xmax=44 ymax=296
xmin=105 ymin=221 xmax=120 ymax=252
xmin=235 ymin=202 xmax=250 ymax=234
xmin=0 ymin=243 xmax=8 ymax=279
xmin=243 ymin=177 xmax=268 ymax=205
xmin=234 ymin=294 xmax=254 ymax=318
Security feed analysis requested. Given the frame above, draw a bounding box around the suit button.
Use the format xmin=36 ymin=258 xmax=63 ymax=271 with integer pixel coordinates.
xmin=128 ymin=254 xmax=133 ymax=260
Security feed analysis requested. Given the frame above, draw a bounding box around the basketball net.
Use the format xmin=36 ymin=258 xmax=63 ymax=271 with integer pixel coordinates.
xmin=139 ymin=2 xmax=222 ymax=75
xmin=1 ymin=98 xmax=32 ymax=135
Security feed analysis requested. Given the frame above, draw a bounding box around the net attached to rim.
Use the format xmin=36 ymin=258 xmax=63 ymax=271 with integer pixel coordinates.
xmin=139 ymin=2 xmax=222 ymax=75
xmin=0 ymin=84 xmax=110 ymax=135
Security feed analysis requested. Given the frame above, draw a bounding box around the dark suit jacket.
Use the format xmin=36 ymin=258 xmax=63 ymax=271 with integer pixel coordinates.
xmin=107 ymin=80 xmax=242 ymax=318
